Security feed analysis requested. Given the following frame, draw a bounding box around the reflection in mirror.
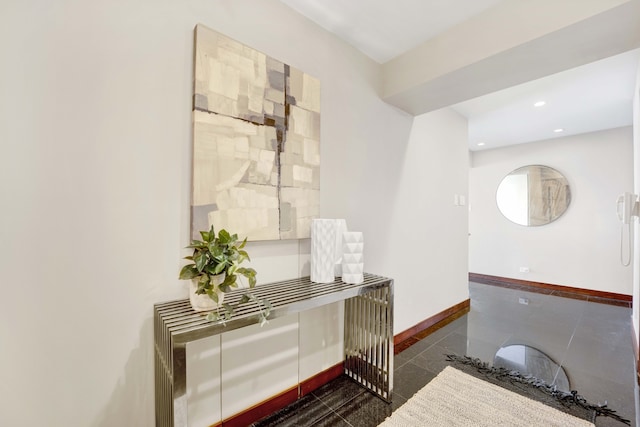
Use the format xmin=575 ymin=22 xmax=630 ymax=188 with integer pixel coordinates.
xmin=494 ymin=344 xmax=570 ymax=392
xmin=496 ymin=165 xmax=571 ymax=226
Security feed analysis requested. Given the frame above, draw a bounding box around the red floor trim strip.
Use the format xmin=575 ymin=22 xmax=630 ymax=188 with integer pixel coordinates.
xmin=394 ymin=299 xmax=470 ymax=351
xmin=469 ymin=273 xmax=631 ymax=307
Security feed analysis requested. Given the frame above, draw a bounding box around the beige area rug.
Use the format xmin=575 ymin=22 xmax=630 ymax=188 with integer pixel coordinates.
xmin=379 ymin=366 xmax=594 ymax=427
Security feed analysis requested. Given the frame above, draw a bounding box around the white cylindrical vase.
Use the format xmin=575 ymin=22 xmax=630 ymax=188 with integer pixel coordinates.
xmin=342 ymin=231 xmax=364 ymax=284
xmin=311 ymin=219 xmax=337 ymax=283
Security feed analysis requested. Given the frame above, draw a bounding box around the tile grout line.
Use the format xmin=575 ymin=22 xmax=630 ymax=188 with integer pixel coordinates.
xmin=554 ymin=300 xmax=587 ymax=387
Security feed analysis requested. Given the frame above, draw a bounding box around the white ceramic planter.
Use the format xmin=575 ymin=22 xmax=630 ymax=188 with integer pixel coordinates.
xmin=310 ymin=219 xmax=337 ymax=283
xmin=342 ymin=231 xmax=364 ymax=284
xmin=189 ymin=273 xmax=225 ymax=312
xmin=333 ymin=219 xmax=348 ymax=276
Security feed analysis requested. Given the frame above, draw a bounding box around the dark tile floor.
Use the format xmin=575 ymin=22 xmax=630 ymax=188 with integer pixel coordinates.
xmin=253 ymin=282 xmax=638 ymax=426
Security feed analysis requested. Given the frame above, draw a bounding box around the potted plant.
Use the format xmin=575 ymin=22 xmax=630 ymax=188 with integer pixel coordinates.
xmin=179 ymin=226 xmax=269 ymax=323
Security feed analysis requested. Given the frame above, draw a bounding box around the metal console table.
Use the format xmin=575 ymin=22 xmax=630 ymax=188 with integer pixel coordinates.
xmin=154 ymin=273 xmax=394 ymax=427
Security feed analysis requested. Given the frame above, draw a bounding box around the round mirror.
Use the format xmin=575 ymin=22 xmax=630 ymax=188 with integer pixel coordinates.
xmin=496 ymin=165 xmax=571 ymax=226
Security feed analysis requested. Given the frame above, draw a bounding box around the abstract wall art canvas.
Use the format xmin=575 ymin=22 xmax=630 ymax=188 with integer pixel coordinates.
xmin=191 ymin=24 xmax=320 ymax=241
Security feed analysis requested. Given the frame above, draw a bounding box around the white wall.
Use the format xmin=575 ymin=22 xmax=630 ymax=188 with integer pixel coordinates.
xmin=0 ymin=1 xmax=469 ymax=426
xmin=386 ymin=109 xmax=470 ymax=331
xmin=632 ymin=57 xmax=640 ymax=348
xmin=469 ymin=127 xmax=633 ymax=294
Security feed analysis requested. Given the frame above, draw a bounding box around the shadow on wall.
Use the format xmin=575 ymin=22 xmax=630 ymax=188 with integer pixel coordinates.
xmin=91 ymin=316 xmax=154 ymax=427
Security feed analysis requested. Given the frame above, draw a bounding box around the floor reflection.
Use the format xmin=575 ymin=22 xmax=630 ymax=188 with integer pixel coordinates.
xmin=254 ymin=282 xmax=638 ymax=427
xmin=494 ymin=344 xmax=570 ymax=392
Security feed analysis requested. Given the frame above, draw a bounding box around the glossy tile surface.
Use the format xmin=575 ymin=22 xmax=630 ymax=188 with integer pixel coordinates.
xmin=253 ymin=282 xmax=638 ymax=426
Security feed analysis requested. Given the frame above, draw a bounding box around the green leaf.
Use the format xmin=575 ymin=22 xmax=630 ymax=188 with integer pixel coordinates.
xmin=206 ymin=312 xmax=219 ymax=322
xmin=198 ymin=225 xmax=214 ymax=242
xmin=238 ymin=250 xmax=250 ymax=263
xmin=187 ymin=240 xmax=206 ymax=249
xmin=227 ymin=264 xmax=238 ymax=277
xmin=194 ymin=252 xmax=208 ymax=272
xmin=222 ymin=273 xmax=236 ymax=288
xmin=197 ymin=275 xmax=209 ymax=288
xmin=239 ymin=294 xmax=250 ymax=304
xmin=239 ymin=267 xmax=254 ymax=275
xmin=208 ymin=243 xmax=223 ymax=257
xmin=213 ymin=261 xmax=226 ymax=275
xmin=237 ymin=267 xmax=257 ymax=287
xmin=262 ymin=298 xmax=272 ymax=317
xmin=218 ymin=229 xmax=232 ymax=245
xmin=208 ymin=291 xmax=219 ymax=303
xmin=238 ymin=237 xmax=247 ymax=249
xmin=179 ymin=265 xmax=199 ymax=280
xmin=222 ymin=303 xmax=234 ymax=315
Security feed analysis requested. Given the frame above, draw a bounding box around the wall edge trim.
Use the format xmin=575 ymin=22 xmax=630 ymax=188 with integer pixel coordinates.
xmin=394 ymin=299 xmax=471 ymax=346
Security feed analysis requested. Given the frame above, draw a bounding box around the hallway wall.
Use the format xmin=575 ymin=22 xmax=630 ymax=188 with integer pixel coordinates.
xmin=632 ymin=56 xmax=640 ymax=348
xmin=470 ymin=127 xmax=633 ymax=294
xmin=0 ymin=1 xmax=469 ymax=426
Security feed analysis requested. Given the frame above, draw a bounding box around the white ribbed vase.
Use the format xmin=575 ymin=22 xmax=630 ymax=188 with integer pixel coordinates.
xmin=310 ymin=219 xmax=336 ymax=283
xmin=342 ymin=232 xmax=364 ymax=284
xmin=333 ymin=219 xmax=348 ymax=277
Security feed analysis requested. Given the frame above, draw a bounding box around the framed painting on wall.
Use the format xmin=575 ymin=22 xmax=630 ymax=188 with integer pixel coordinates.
xmin=191 ymin=24 xmax=320 ymax=241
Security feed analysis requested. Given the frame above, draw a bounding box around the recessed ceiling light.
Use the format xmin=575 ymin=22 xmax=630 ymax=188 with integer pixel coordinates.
xmin=534 ymin=101 xmax=546 ymax=107
xmin=554 ymin=128 xmax=564 ymax=133
xmin=477 ymin=142 xmax=486 ymax=146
